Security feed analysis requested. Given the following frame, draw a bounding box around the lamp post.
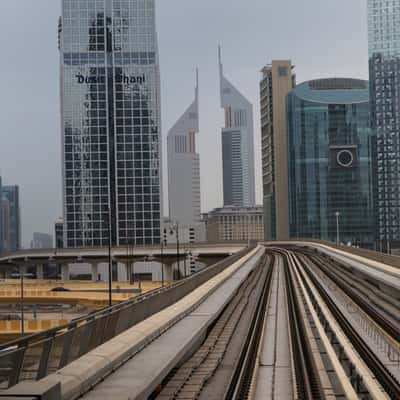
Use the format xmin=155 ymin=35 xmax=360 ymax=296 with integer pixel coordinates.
xmin=107 ymin=206 xmax=112 ymax=307
xmin=160 ymin=239 xmax=165 ymax=287
xmin=335 ymin=212 xmax=340 ymax=246
xmin=20 ymin=264 xmax=25 ymax=337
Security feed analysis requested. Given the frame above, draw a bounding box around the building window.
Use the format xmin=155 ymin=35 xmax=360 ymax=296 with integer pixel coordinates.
xmin=278 ymin=66 xmax=288 ymax=77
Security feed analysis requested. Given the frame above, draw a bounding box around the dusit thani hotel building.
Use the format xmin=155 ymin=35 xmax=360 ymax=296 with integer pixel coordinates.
xmin=59 ymin=0 xmax=162 ymax=248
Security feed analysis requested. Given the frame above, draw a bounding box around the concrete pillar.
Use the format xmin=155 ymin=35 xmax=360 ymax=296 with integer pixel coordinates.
xmin=91 ymin=263 xmax=99 ymax=282
xmin=125 ymin=262 xmax=132 ymax=283
xmin=61 ymin=264 xmax=70 ymax=281
xmin=112 ymin=261 xmax=118 ymax=282
xmin=5 ymin=268 xmax=12 ymax=279
xmin=0 ymin=268 xmax=6 ymax=280
xmin=163 ymin=262 xmax=174 ymax=282
xmin=36 ymin=264 xmax=44 ymax=280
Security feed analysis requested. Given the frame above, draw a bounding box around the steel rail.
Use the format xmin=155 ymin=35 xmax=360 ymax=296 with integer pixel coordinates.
xmin=306 ymin=251 xmax=400 ymax=344
xmin=297 ymin=253 xmax=400 ymax=399
xmin=282 ymin=252 xmax=324 ymax=400
xmin=223 ymin=255 xmax=275 ymax=400
xmin=151 ymin=254 xmax=272 ymax=400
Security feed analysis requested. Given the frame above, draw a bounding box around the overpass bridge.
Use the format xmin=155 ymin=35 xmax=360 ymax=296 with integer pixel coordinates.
xmin=0 ymin=243 xmax=246 ymax=282
xmin=0 ymin=241 xmax=399 ymax=399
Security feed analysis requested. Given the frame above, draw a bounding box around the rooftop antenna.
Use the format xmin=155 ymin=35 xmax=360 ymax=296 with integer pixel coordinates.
xmin=218 ymin=45 xmax=223 ymax=77
xmin=195 ymin=67 xmax=199 ymax=101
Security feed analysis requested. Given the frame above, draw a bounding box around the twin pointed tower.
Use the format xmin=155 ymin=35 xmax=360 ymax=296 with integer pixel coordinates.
xmin=167 ymin=48 xmax=256 ymax=229
xmin=167 ymin=71 xmax=201 ymax=227
xmin=219 ymin=47 xmax=256 ymax=207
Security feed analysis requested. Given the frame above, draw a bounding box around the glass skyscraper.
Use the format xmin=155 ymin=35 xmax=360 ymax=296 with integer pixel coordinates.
xmin=368 ymin=0 xmax=400 ymax=250
xmin=0 ymin=177 xmax=3 ymax=254
xmin=286 ymin=78 xmax=375 ymax=247
xmin=59 ymin=0 xmax=162 ymax=248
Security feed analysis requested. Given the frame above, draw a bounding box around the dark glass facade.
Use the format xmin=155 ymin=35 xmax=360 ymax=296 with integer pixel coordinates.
xmin=0 ymin=177 xmax=3 ymax=254
xmin=368 ymin=0 xmax=400 ymax=250
xmin=287 ymin=78 xmax=375 ymax=247
xmin=60 ymin=0 xmax=162 ymax=248
xmin=1 ymin=186 xmax=21 ymax=253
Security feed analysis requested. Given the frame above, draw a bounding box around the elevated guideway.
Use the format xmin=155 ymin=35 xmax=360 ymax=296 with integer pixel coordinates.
xmin=0 ymin=243 xmax=245 ymax=266
xmin=1 ymin=241 xmax=399 ymax=400
xmin=0 ymin=243 xmax=247 ymax=282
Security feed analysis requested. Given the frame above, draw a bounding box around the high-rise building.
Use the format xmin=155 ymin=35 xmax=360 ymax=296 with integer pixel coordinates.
xmin=167 ymin=71 xmax=201 ymax=227
xmin=1 ymin=185 xmax=21 ymax=253
xmin=31 ymin=232 xmax=53 ymax=249
xmin=0 ymin=176 xmax=3 ymax=254
xmin=219 ymin=47 xmax=255 ymax=208
xmin=59 ymin=0 xmax=162 ymax=248
xmin=260 ymin=61 xmax=295 ymax=240
xmin=368 ymin=0 xmax=400 ymax=251
xmin=286 ymin=78 xmax=375 ymax=247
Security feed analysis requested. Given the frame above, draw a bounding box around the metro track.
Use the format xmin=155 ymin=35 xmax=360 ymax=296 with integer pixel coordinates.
xmin=299 ymin=257 xmax=399 ymax=399
xmin=299 ymin=249 xmax=400 ymax=342
xmin=5 ymin=245 xmax=396 ymax=400
xmin=285 ymin=248 xmax=400 ymax=399
xmin=226 ymin=247 xmax=400 ymax=399
xmin=152 ymin=254 xmax=274 ymax=400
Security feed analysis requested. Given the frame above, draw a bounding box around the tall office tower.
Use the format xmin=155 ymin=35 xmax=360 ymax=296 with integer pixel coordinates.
xmin=167 ymin=71 xmax=201 ymax=227
xmin=219 ymin=47 xmax=255 ymax=207
xmin=60 ymin=0 xmax=162 ymax=248
xmin=368 ymin=0 xmax=400 ymax=251
xmin=260 ymin=61 xmax=295 ymax=240
xmin=0 ymin=176 xmax=3 ymax=254
xmin=286 ymin=78 xmax=374 ymax=248
xmin=1 ymin=185 xmax=21 ymax=253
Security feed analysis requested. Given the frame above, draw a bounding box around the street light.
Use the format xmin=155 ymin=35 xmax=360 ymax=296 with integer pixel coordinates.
xmin=20 ymin=266 xmax=25 ymax=336
xmin=17 ymin=263 xmax=25 ymax=337
xmin=335 ymin=212 xmax=340 ymax=246
xmin=106 ymin=206 xmax=112 ymax=307
xmin=160 ymin=236 xmax=165 ymax=287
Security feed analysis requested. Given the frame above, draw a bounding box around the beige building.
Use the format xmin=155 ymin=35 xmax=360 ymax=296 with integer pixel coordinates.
xmin=204 ymin=206 xmax=264 ymax=242
xmin=260 ymin=61 xmax=295 ymax=240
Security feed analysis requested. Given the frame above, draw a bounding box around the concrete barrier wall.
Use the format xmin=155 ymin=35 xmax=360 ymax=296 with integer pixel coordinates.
xmin=110 ymin=246 xmax=253 ymax=335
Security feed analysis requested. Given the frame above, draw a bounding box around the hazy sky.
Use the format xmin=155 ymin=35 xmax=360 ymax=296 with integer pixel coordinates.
xmin=0 ymin=0 xmax=369 ymax=247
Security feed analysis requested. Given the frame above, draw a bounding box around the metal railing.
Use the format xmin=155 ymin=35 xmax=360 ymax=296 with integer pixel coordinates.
xmin=0 ymin=247 xmax=253 ymax=389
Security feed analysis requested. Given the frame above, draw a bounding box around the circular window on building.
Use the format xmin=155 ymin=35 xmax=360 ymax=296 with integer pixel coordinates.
xmin=336 ymin=149 xmax=354 ymax=167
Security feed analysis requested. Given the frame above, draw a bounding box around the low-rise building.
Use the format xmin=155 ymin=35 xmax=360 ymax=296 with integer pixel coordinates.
xmin=203 ymin=206 xmax=264 ymax=242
